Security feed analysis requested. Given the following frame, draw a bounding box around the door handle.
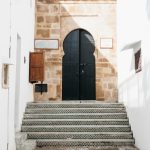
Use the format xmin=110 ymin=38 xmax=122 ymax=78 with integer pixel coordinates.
xmin=81 ymin=70 xmax=84 ymax=75
xmin=80 ymin=63 xmax=87 ymax=66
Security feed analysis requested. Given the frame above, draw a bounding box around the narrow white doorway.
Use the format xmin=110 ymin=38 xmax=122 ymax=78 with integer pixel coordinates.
xmin=14 ymin=34 xmax=21 ymax=131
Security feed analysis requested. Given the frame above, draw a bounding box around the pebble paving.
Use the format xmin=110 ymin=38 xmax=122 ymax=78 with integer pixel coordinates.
xmin=35 ymin=146 xmax=139 ymax=150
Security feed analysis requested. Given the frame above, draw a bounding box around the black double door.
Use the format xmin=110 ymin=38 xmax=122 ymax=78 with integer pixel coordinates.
xmin=62 ymin=29 xmax=96 ymax=100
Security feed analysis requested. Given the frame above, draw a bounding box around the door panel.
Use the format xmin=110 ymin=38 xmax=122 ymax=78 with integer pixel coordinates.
xmin=63 ymin=29 xmax=95 ymax=100
xmin=62 ymin=30 xmax=80 ymax=100
xmin=79 ymin=30 xmax=96 ymax=100
xmin=29 ymin=52 xmax=44 ymax=82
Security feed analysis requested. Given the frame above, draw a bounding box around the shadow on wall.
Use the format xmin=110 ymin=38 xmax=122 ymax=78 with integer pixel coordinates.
xmin=146 ymin=0 xmax=150 ymax=20
xmin=119 ymin=40 xmax=150 ymax=149
xmin=119 ymin=62 xmax=150 ymax=150
xmin=120 ymin=41 xmax=141 ymax=75
xmin=35 ymin=1 xmax=117 ymax=101
xmin=59 ymin=4 xmax=117 ymax=101
xmin=119 ymin=40 xmax=150 ymax=121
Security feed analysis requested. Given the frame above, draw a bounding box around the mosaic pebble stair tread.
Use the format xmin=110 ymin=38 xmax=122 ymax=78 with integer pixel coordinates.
xmin=27 ymin=132 xmax=133 ymax=139
xmin=21 ymin=102 xmax=135 ymax=148
xmin=24 ymin=113 xmax=128 ymax=119
xmin=27 ymin=103 xmax=124 ymax=108
xmin=35 ymin=146 xmax=138 ymax=150
xmin=36 ymin=139 xmax=135 ymax=147
xmin=25 ymin=108 xmax=126 ymax=114
xmin=21 ymin=125 xmax=131 ymax=132
xmin=22 ymin=119 xmax=129 ymax=126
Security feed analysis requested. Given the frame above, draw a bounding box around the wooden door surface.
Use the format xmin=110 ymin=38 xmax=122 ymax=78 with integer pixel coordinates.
xmin=29 ymin=52 xmax=44 ymax=83
xmin=63 ymin=29 xmax=95 ymax=100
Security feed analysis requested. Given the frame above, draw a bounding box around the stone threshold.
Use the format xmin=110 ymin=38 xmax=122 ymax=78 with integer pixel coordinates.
xmin=33 ymin=100 xmax=118 ymax=103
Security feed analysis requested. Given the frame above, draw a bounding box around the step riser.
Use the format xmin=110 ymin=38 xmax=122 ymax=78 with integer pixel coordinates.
xmin=25 ymin=109 xmax=126 ymax=114
xmin=22 ymin=120 xmax=129 ymax=126
xmin=27 ymin=134 xmax=133 ymax=140
xmin=22 ymin=127 xmax=131 ymax=132
xmin=27 ymin=104 xmax=124 ymax=109
xmin=36 ymin=141 xmax=134 ymax=147
xmin=24 ymin=114 xmax=127 ymax=119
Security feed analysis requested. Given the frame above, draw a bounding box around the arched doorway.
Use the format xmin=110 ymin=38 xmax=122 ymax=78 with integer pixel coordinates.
xmin=62 ymin=29 xmax=96 ymax=100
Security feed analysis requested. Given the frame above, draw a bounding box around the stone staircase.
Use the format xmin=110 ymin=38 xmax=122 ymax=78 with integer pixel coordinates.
xmin=21 ymin=102 xmax=138 ymax=149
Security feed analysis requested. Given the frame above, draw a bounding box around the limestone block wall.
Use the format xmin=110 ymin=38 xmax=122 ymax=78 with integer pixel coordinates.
xmin=34 ymin=0 xmax=117 ymax=101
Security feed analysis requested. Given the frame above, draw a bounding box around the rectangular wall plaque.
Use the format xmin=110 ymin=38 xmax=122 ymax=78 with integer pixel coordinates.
xmin=100 ymin=38 xmax=113 ymax=49
xmin=35 ymin=39 xmax=59 ymax=50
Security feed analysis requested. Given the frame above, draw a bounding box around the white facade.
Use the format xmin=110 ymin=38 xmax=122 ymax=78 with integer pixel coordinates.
xmin=118 ymin=0 xmax=150 ymax=150
xmin=1 ymin=0 xmax=150 ymax=150
xmin=0 ymin=0 xmax=35 ymax=150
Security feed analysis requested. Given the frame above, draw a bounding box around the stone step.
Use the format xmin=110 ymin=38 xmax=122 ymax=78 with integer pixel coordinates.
xmin=24 ymin=113 xmax=127 ymax=119
xmin=27 ymin=103 xmax=124 ymax=109
xmin=25 ymin=108 xmax=126 ymax=114
xmin=27 ymin=132 xmax=133 ymax=140
xmin=17 ymin=140 xmax=36 ymax=150
xmin=36 ymin=139 xmax=135 ymax=147
xmin=34 ymin=146 xmax=139 ymax=150
xmin=22 ymin=119 xmax=129 ymax=126
xmin=21 ymin=125 xmax=131 ymax=132
xmin=21 ymin=102 xmax=137 ymax=149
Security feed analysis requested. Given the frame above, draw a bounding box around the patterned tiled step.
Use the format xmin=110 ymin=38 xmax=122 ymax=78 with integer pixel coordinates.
xmin=22 ymin=119 xmax=129 ymax=126
xmin=34 ymin=146 xmax=139 ymax=150
xmin=21 ymin=125 xmax=131 ymax=132
xmin=24 ymin=113 xmax=127 ymax=120
xmin=27 ymin=103 xmax=124 ymax=109
xmin=36 ymin=139 xmax=135 ymax=147
xmin=25 ymin=108 xmax=126 ymax=114
xmin=21 ymin=102 xmax=137 ymax=149
xmin=27 ymin=132 xmax=133 ymax=140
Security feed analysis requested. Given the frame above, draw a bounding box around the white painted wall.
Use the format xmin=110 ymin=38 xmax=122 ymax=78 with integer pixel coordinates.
xmin=118 ymin=0 xmax=150 ymax=150
xmin=0 ymin=0 xmax=35 ymax=150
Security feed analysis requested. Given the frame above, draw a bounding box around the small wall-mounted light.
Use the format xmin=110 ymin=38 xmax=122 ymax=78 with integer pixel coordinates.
xmin=24 ymin=56 xmax=26 ymax=64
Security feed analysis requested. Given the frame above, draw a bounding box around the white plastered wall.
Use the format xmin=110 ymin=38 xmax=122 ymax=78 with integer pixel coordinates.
xmin=0 ymin=0 xmax=35 ymax=150
xmin=118 ymin=0 xmax=150 ymax=150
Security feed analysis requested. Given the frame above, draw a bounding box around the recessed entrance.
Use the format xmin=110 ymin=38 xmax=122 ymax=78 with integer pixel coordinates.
xmin=62 ymin=29 xmax=96 ymax=100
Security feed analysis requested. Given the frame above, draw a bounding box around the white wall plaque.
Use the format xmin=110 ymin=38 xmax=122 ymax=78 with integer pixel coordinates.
xmin=35 ymin=39 xmax=59 ymax=50
xmin=100 ymin=38 xmax=113 ymax=49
